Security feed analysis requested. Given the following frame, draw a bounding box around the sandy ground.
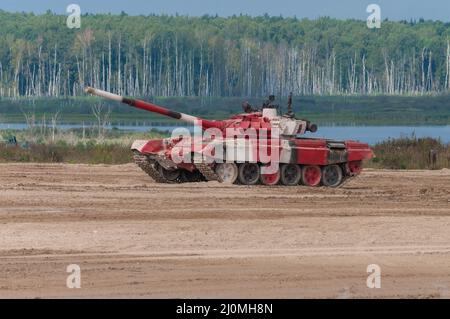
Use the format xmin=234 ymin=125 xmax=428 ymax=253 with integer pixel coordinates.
xmin=0 ymin=163 xmax=449 ymax=298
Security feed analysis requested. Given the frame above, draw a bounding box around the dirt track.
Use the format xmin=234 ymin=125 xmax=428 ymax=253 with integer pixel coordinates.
xmin=0 ymin=163 xmax=449 ymax=298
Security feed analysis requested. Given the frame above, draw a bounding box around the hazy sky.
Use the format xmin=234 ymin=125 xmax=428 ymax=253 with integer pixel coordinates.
xmin=0 ymin=0 xmax=450 ymax=21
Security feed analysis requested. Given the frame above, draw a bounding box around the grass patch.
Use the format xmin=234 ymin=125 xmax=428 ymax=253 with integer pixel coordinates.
xmin=1 ymin=128 xmax=449 ymax=169
xmin=0 ymin=127 xmax=168 ymax=164
xmin=0 ymin=142 xmax=132 ymax=164
xmin=367 ymin=136 xmax=450 ymax=169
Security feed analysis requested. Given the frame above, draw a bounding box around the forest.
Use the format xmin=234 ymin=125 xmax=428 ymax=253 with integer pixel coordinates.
xmin=2 ymin=10 xmax=450 ymax=98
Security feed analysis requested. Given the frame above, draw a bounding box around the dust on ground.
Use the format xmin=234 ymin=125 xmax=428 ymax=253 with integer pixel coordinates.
xmin=0 ymin=163 xmax=449 ymax=298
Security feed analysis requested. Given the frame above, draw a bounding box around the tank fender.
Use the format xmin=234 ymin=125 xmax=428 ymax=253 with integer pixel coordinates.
xmin=131 ymin=139 xmax=166 ymax=154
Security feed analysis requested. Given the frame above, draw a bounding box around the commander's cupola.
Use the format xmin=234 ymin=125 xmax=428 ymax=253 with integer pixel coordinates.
xmin=240 ymin=94 xmax=317 ymax=136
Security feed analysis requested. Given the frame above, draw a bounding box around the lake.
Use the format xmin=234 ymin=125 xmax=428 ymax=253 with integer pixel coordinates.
xmin=0 ymin=123 xmax=449 ymax=145
xmin=303 ymin=126 xmax=450 ymax=145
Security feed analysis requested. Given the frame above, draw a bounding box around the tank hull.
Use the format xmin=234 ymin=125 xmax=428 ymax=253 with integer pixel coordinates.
xmin=131 ymin=136 xmax=373 ymax=187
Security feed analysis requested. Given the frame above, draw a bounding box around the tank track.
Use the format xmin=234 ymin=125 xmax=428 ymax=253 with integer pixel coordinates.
xmin=195 ymin=162 xmax=222 ymax=182
xmin=133 ymin=154 xmax=360 ymax=187
xmin=133 ymin=154 xmax=169 ymax=183
xmin=133 ymin=153 xmax=210 ymax=184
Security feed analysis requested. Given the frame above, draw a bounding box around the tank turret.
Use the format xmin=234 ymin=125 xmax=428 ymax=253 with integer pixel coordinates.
xmin=84 ymin=87 xmax=317 ymax=136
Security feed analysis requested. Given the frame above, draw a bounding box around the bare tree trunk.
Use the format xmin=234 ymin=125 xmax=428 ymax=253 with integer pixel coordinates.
xmin=91 ymin=104 xmax=111 ymax=140
xmin=51 ymin=111 xmax=60 ymax=143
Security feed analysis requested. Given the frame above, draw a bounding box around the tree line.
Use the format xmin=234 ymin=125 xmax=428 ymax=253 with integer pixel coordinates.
xmin=1 ymin=10 xmax=450 ymax=98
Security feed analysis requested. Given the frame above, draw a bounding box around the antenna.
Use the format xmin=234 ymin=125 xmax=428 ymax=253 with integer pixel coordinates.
xmin=286 ymin=92 xmax=295 ymax=118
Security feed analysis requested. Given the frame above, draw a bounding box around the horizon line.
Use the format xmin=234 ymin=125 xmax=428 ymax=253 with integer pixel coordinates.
xmin=0 ymin=9 xmax=445 ymax=23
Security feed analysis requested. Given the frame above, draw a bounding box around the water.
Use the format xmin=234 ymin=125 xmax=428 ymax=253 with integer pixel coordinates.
xmin=303 ymin=126 xmax=450 ymax=145
xmin=0 ymin=123 xmax=178 ymax=133
xmin=1 ymin=123 xmax=449 ymax=145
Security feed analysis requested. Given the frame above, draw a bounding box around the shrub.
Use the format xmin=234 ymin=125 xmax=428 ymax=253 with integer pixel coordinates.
xmin=367 ymin=136 xmax=450 ymax=169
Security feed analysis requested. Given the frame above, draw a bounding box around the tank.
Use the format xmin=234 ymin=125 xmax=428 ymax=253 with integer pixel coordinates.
xmin=85 ymin=87 xmax=374 ymax=187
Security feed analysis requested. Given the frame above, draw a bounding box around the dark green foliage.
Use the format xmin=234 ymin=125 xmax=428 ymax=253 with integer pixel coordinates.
xmin=368 ymin=137 xmax=450 ymax=169
xmin=1 ymin=12 xmax=450 ymax=98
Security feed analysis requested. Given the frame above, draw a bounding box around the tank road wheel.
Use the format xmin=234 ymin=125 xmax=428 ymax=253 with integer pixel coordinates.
xmin=302 ymin=165 xmax=322 ymax=187
xmin=280 ymin=164 xmax=301 ymax=186
xmin=238 ymin=163 xmax=260 ymax=185
xmin=157 ymin=164 xmax=181 ymax=182
xmin=260 ymin=167 xmax=281 ymax=186
xmin=321 ymin=165 xmax=344 ymax=187
xmin=215 ymin=163 xmax=239 ymax=184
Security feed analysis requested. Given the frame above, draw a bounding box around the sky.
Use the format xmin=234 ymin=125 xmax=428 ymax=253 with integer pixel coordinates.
xmin=0 ymin=0 xmax=450 ymax=21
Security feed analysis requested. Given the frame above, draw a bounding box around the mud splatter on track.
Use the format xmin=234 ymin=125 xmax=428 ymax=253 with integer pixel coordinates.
xmin=0 ymin=163 xmax=449 ymax=298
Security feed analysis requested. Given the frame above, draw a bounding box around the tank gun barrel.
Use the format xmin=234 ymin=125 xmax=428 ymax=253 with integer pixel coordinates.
xmin=85 ymin=87 xmax=223 ymax=130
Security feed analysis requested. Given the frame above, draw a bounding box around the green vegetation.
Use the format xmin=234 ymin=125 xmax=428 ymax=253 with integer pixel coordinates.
xmin=0 ymin=127 xmax=167 ymax=146
xmin=1 ymin=94 xmax=450 ymax=125
xmin=367 ymin=137 xmax=450 ymax=169
xmin=2 ymin=12 xmax=450 ymax=126
xmin=0 ymin=142 xmax=131 ymax=164
xmin=0 ymin=127 xmax=166 ymax=164
xmin=1 ymin=128 xmax=448 ymax=169
xmin=2 ymin=11 xmax=450 ymax=98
